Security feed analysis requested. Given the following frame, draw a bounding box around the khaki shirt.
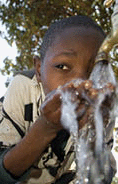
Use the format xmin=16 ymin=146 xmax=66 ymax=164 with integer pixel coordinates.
xmin=0 ymin=74 xmax=75 ymax=184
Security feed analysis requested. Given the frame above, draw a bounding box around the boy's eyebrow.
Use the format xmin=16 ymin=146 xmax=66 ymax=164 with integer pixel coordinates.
xmin=54 ymin=50 xmax=77 ymax=57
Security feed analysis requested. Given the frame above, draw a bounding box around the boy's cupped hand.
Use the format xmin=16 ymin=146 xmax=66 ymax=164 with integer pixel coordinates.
xmin=40 ymin=80 xmax=116 ymax=132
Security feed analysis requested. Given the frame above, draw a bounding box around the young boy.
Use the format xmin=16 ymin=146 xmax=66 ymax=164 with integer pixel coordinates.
xmin=0 ymin=15 xmax=115 ymax=183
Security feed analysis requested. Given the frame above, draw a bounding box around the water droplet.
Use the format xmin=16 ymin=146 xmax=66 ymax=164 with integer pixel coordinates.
xmin=88 ymin=137 xmax=92 ymax=141
xmin=75 ymin=91 xmax=79 ymax=96
xmin=84 ymin=178 xmax=89 ymax=183
xmin=86 ymin=166 xmax=90 ymax=170
xmin=88 ymin=125 xmax=92 ymax=129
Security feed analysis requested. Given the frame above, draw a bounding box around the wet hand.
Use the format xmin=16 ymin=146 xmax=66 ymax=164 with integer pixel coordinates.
xmin=71 ymin=80 xmax=116 ymax=129
xmin=40 ymin=89 xmax=63 ymax=132
xmin=40 ymin=80 xmax=116 ymax=132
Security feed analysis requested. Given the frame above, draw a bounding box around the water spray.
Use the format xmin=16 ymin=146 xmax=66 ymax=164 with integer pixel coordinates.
xmin=90 ymin=0 xmax=118 ymax=183
xmin=60 ymin=0 xmax=118 ymax=183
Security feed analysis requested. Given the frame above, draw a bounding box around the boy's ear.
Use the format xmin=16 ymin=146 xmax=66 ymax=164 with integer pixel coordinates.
xmin=33 ymin=55 xmax=41 ymax=82
xmin=33 ymin=55 xmax=41 ymax=71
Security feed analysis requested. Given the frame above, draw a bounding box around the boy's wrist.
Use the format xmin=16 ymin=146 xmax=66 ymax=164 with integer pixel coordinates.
xmin=39 ymin=114 xmax=63 ymax=132
xmin=34 ymin=115 xmax=59 ymax=141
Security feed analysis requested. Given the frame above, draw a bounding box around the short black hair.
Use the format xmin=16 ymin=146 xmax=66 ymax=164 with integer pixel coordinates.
xmin=40 ymin=15 xmax=106 ymax=62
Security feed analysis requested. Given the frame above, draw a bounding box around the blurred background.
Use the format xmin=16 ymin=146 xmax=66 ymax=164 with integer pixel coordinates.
xmin=0 ymin=0 xmax=118 ymax=97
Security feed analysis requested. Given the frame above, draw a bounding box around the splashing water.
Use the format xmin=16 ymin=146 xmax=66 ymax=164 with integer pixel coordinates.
xmin=94 ymin=93 xmax=104 ymax=155
xmin=111 ymin=98 xmax=118 ymax=183
xmin=61 ymin=91 xmax=78 ymax=136
xmin=90 ymin=61 xmax=118 ymax=183
xmin=89 ymin=61 xmax=116 ymax=89
xmin=90 ymin=91 xmax=114 ymax=184
xmin=61 ymin=90 xmax=92 ymax=184
xmin=61 ymin=61 xmax=117 ymax=183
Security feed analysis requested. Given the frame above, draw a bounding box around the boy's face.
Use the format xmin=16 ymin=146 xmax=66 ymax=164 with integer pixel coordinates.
xmin=40 ymin=27 xmax=104 ymax=95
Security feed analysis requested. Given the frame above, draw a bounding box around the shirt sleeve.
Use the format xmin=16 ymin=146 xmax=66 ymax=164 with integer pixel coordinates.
xmin=3 ymin=75 xmax=31 ymax=133
xmin=0 ymin=75 xmax=33 ymax=183
xmin=0 ymin=75 xmax=32 ymax=147
xmin=0 ymin=148 xmax=31 ymax=183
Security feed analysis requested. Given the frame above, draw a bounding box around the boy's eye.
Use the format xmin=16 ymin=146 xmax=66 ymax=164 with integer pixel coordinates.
xmin=55 ymin=64 xmax=69 ymax=70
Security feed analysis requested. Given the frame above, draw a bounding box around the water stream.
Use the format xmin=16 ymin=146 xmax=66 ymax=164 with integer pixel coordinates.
xmin=61 ymin=61 xmax=118 ymax=183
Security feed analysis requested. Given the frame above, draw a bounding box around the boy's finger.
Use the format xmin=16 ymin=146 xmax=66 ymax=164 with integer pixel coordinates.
xmin=78 ymin=106 xmax=94 ymax=130
xmin=41 ymin=92 xmax=61 ymax=114
xmin=87 ymin=88 xmax=99 ymax=101
xmin=76 ymin=103 xmax=87 ymax=120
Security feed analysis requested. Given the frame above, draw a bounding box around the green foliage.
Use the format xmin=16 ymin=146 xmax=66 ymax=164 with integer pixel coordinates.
xmin=0 ymin=0 xmax=117 ymax=76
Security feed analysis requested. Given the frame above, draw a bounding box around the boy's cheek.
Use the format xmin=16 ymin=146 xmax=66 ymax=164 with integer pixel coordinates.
xmin=41 ymin=80 xmax=63 ymax=95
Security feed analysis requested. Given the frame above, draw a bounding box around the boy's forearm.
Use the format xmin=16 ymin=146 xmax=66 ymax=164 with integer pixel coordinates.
xmin=3 ymin=116 xmax=57 ymax=177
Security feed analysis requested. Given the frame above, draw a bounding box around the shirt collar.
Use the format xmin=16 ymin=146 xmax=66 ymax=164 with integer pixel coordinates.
xmin=31 ymin=74 xmax=45 ymax=100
